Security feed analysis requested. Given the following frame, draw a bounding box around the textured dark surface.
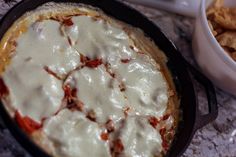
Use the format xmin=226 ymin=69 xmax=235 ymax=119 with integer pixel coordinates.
xmin=0 ymin=0 xmax=235 ymax=157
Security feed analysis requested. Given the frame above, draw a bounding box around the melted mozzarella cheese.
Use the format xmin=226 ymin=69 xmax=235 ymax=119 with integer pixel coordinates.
xmin=113 ymin=55 xmax=168 ymax=118
xmin=16 ymin=20 xmax=80 ymax=77
xmin=63 ymin=15 xmax=168 ymax=120
xmin=115 ymin=116 xmax=163 ymax=157
xmin=63 ymin=16 xmax=136 ymax=65
xmin=2 ymin=58 xmax=63 ymax=122
xmin=65 ymin=65 xmax=126 ymax=123
xmin=43 ymin=109 xmax=111 ymax=157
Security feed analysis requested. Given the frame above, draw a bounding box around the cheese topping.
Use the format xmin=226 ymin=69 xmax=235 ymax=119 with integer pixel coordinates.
xmin=0 ymin=6 xmax=176 ymax=157
xmin=17 ymin=20 xmax=81 ymax=77
xmin=113 ymin=56 xmax=168 ymax=117
xmin=113 ymin=116 xmax=163 ymax=157
xmin=63 ymin=16 xmax=136 ymax=64
xmin=2 ymin=58 xmax=63 ymax=122
xmin=44 ymin=109 xmax=110 ymax=157
xmin=65 ymin=65 xmax=126 ymax=123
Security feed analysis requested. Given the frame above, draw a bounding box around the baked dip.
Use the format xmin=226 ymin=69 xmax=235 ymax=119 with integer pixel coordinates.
xmin=0 ymin=3 xmax=179 ymax=157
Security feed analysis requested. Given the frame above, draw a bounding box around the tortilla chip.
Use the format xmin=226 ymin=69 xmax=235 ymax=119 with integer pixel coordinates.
xmin=213 ymin=0 xmax=224 ymax=8
xmin=207 ymin=8 xmax=216 ymax=20
xmin=217 ymin=31 xmax=236 ymax=50
xmin=214 ymin=8 xmax=236 ymax=30
xmin=207 ymin=0 xmax=224 ymax=16
xmin=210 ymin=19 xmax=225 ymax=36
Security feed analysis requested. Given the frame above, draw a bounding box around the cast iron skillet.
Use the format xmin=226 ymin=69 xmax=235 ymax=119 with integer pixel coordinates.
xmin=0 ymin=0 xmax=218 ymax=157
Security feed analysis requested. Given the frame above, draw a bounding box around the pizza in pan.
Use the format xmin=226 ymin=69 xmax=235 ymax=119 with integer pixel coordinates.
xmin=0 ymin=3 xmax=179 ymax=157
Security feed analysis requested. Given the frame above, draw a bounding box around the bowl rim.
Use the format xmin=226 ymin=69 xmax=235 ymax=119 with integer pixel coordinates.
xmin=200 ymin=0 xmax=236 ymax=73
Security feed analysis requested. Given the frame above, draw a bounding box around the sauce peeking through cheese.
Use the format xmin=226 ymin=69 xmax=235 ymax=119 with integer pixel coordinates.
xmin=15 ymin=111 xmax=42 ymax=134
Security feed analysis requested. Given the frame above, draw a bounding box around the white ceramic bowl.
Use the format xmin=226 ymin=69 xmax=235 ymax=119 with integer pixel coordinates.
xmin=193 ymin=0 xmax=236 ymax=96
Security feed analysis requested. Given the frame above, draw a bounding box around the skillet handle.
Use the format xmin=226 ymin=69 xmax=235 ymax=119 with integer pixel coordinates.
xmin=186 ymin=62 xmax=218 ymax=131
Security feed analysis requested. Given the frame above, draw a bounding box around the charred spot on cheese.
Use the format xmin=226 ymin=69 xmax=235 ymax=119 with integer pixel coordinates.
xmin=86 ymin=109 xmax=96 ymax=122
xmin=118 ymin=82 xmax=126 ymax=92
xmin=120 ymin=58 xmax=131 ymax=64
xmin=129 ymin=45 xmax=135 ymax=51
xmin=123 ymin=106 xmax=131 ymax=117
